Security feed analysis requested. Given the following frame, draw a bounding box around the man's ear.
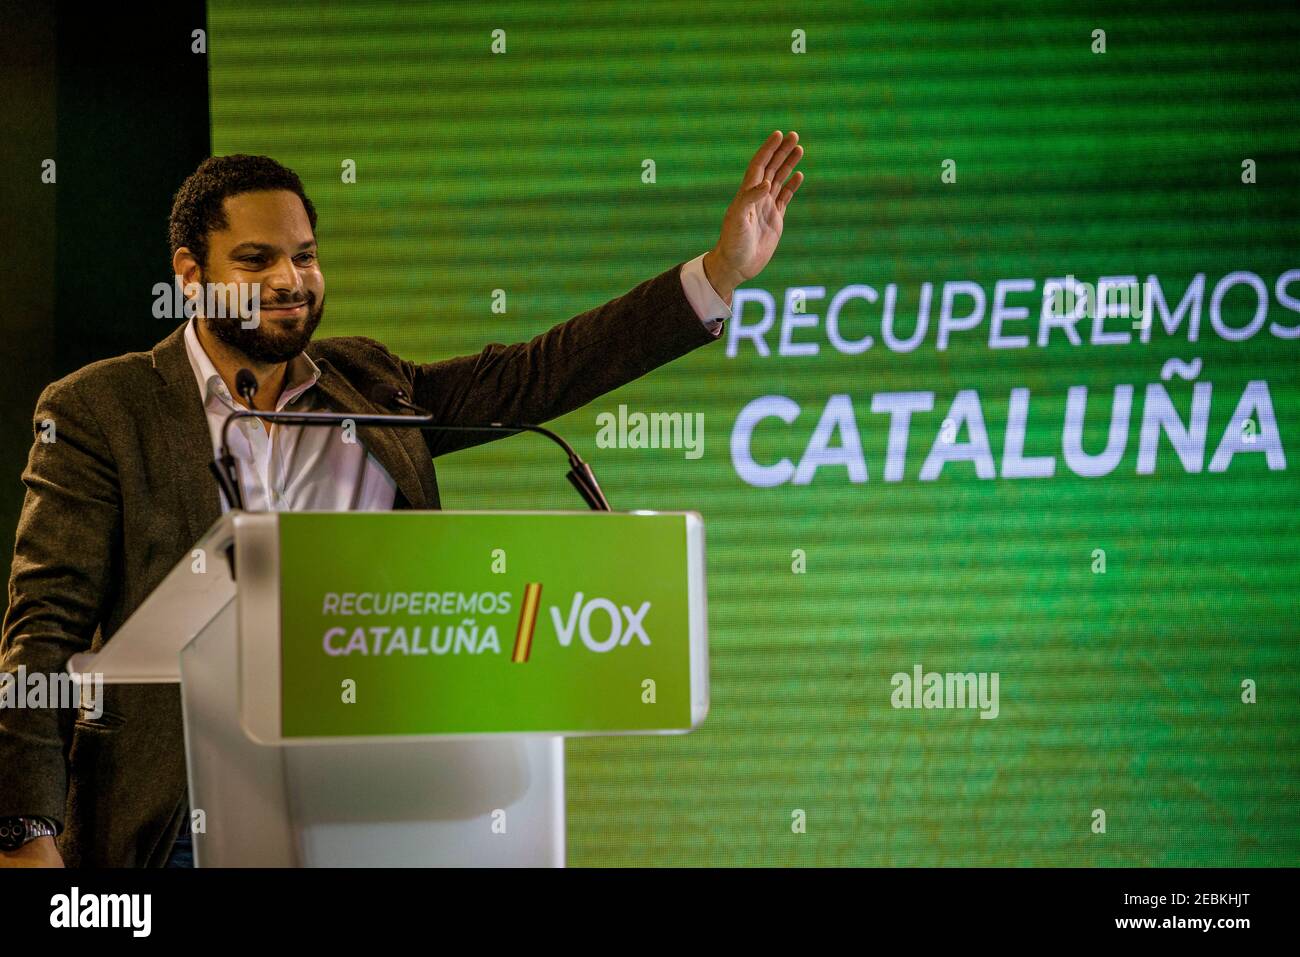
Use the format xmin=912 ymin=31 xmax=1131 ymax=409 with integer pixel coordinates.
xmin=172 ymin=247 xmax=201 ymax=291
xmin=172 ymin=248 xmax=204 ymax=315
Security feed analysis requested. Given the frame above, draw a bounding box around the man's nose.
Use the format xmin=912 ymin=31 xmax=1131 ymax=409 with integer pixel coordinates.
xmin=263 ymin=257 xmax=305 ymax=300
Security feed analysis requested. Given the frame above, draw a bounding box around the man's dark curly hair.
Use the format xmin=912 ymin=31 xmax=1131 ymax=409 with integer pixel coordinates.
xmin=168 ymin=154 xmax=318 ymax=269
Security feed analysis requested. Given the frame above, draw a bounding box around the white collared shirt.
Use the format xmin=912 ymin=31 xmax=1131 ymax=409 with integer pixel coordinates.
xmin=183 ymin=252 xmax=731 ymax=512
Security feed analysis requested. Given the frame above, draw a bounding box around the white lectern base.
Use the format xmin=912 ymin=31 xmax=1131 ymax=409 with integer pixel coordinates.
xmin=178 ymin=552 xmax=566 ymax=868
xmin=70 ymin=512 xmax=567 ymax=867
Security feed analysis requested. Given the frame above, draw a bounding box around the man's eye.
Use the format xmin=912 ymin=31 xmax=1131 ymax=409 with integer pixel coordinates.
xmin=240 ymin=257 xmax=264 ymax=265
xmin=296 ymin=254 xmax=316 ymax=264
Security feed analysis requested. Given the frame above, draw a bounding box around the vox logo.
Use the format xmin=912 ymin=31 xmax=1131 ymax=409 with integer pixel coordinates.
xmin=549 ymin=593 xmax=651 ymax=652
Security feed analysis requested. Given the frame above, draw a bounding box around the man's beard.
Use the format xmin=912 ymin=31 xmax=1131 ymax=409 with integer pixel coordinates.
xmin=202 ymin=281 xmax=325 ymax=364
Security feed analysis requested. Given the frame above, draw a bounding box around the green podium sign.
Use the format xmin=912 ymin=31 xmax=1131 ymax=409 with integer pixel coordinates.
xmin=272 ymin=511 xmax=709 ymax=739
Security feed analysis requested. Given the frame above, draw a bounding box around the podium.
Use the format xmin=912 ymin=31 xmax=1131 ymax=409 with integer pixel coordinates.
xmin=66 ymin=510 xmax=709 ymax=867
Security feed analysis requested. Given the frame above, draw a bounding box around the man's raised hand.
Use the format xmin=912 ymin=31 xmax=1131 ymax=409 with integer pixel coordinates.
xmin=703 ymin=130 xmax=806 ymax=302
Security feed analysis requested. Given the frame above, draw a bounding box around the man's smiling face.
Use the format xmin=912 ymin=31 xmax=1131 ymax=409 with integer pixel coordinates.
xmin=197 ymin=189 xmax=325 ymax=363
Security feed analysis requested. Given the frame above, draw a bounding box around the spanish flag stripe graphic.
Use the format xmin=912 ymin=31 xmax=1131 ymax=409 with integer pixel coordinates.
xmin=511 ymin=582 xmax=542 ymax=663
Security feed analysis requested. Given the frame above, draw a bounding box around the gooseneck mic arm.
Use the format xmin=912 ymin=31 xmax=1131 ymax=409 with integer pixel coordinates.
xmin=369 ymin=383 xmax=611 ymax=512
xmin=209 ymin=370 xmax=611 ymax=513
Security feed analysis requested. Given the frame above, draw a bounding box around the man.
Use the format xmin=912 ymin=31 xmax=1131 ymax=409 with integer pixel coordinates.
xmin=0 ymin=132 xmax=805 ymax=867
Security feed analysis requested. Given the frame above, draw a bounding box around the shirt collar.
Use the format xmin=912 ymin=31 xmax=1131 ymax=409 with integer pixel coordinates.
xmin=183 ymin=317 xmax=321 ymax=412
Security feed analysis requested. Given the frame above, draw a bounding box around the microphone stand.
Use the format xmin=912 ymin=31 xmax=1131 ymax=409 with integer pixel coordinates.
xmin=211 ymin=408 xmax=611 ymax=513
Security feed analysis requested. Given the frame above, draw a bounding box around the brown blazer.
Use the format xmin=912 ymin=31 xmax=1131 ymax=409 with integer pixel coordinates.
xmin=0 ymin=260 xmax=721 ymax=866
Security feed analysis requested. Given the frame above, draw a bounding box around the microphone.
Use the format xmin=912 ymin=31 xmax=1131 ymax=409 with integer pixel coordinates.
xmin=234 ymin=368 xmax=258 ymax=404
xmin=209 ymin=369 xmax=611 ymax=513
xmin=207 ymin=368 xmax=263 ymax=511
xmin=207 ymin=370 xmax=257 ymax=512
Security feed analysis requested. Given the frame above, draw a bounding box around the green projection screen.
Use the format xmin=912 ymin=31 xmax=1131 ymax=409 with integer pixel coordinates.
xmin=208 ymin=1 xmax=1299 ymax=865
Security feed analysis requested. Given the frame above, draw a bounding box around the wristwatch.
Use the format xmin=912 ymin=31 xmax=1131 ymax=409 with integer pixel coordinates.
xmin=0 ymin=816 xmax=58 ymax=851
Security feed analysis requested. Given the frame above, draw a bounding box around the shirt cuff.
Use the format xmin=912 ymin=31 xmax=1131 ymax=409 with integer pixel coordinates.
xmin=679 ymin=252 xmax=731 ymax=338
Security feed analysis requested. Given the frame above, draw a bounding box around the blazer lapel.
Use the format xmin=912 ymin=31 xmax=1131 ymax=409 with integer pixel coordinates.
xmin=309 ymin=360 xmax=431 ymax=510
xmin=150 ymin=322 xmax=224 ymax=546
